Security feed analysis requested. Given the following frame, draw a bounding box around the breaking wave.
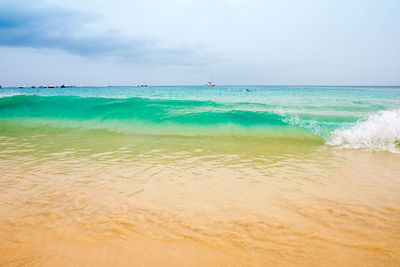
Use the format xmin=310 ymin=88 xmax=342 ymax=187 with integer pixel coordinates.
xmin=0 ymin=95 xmax=323 ymax=142
xmin=328 ymin=109 xmax=400 ymax=153
xmin=1 ymin=95 xmax=399 ymax=152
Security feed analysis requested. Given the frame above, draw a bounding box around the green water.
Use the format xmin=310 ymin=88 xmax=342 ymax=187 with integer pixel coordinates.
xmin=0 ymin=86 xmax=399 ymax=152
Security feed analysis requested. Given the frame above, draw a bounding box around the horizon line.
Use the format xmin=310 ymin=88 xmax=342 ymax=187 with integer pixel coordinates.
xmin=1 ymin=84 xmax=400 ymax=88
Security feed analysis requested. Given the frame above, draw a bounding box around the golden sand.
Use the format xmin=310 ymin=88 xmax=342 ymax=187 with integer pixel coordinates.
xmin=0 ymin=145 xmax=400 ymax=266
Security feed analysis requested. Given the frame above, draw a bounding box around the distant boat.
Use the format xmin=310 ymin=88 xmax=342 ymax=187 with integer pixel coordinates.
xmin=205 ymin=81 xmax=215 ymax=87
xmin=18 ymin=85 xmax=27 ymax=88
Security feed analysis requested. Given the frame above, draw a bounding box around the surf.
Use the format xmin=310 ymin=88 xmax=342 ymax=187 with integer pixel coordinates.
xmin=0 ymin=95 xmax=323 ymax=140
xmin=1 ymin=93 xmax=400 ymax=152
xmin=328 ymin=109 xmax=400 ymax=153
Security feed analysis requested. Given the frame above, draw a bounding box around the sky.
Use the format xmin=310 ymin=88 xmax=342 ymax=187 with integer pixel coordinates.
xmin=0 ymin=0 xmax=399 ymax=86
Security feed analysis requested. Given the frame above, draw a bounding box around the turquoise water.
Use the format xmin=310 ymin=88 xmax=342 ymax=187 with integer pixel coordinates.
xmin=1 ymin=85 xmax=400 ymax=152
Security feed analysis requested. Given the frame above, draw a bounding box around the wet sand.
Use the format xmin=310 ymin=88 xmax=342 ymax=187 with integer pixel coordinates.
xmin=1 ymin=137 xmax=400 ymax=266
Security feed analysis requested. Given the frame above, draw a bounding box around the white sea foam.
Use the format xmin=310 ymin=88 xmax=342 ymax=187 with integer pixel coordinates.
xmin=328 ymin=109 xmax=400 ymax=153
xmin=0 ymin=92 xmax=25 ymax=98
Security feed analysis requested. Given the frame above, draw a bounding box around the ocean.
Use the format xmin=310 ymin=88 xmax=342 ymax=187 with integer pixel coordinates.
xmin=0 ymin=85 xmax=399 ymax=266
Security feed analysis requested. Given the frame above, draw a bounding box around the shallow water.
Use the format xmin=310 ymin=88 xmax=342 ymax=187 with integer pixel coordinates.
xmin=0 ymin=86 xmax=400 ymax=266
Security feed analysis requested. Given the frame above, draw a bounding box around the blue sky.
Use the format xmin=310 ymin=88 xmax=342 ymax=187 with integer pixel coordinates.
xmin=0 ymin=0 xmax=399 ymax=86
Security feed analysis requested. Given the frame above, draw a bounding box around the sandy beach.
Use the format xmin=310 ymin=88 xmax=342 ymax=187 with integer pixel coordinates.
xmin=1 ymin=126 xmax=399 ymax=266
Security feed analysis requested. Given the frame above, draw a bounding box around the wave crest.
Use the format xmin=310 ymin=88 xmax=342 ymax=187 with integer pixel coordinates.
xmin=0 ymin=95 xmax=323 ymax=141
xmin=328 ymin=109 xmax=400 ymax=153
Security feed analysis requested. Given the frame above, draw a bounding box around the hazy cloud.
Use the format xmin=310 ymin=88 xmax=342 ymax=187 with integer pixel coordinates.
xmin=0 ymin=0 xmax=201 ymax=64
